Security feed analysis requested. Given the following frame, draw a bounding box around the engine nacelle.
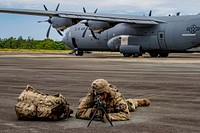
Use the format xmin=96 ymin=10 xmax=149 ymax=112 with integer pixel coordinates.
xmin=88 ymin=21 xmax=111 ymax=33
xmin=107 ymin=35 xmax=142 ymax=55
xmin=51 ymin=17 xmax=73 ymax=31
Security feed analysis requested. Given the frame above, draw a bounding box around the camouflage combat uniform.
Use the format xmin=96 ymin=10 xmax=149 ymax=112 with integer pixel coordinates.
xmin=76 ymin=79 xmax=150 ymax=121
xmin=15 ymin=85 xmax=73 ymax=120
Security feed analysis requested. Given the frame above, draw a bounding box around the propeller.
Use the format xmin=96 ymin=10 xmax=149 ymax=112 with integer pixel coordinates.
xmin=83 ymin=7 xmax=87 ymax=13
xmin=143 ymin=10 xmax=152 ymax=17
xmin=38 ymin=4 xmax=63 ymax=38
xmin=82 ymin=7 xmax=98 ymax=39
xmin=149 ymin=10 xmax=152 ymax=16
xmin=83 ymin=7 xmax=98 ymax=14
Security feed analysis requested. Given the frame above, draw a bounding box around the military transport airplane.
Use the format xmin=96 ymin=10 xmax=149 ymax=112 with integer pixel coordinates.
xmin=0 ymin=4 xmax=200 ymax=57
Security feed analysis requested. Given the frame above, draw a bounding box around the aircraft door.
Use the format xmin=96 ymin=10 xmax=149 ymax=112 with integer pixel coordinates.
xmin=157 ymin=31 xmax=167 ymax=49
xmin=72 ymin=38 xmax=78 ymax=48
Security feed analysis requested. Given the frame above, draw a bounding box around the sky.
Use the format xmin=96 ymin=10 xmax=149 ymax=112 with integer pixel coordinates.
xmin=0 ymin=0 xmax=200 ymax=40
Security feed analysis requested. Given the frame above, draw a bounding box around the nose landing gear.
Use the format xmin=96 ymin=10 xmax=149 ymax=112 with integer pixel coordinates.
xmin=69 ymin=48 xmax=83 ymax=56
xmin=75 ymin=50 xmax=83 ymax=56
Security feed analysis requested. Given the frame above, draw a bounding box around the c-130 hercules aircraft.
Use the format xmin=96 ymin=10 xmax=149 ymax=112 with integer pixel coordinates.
xmin=0 ymin=4 xmax=200 ymax=57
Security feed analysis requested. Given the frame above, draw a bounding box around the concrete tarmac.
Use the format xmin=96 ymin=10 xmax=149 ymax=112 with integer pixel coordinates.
xmin=0 ymin=52 xmax=200 ymax=133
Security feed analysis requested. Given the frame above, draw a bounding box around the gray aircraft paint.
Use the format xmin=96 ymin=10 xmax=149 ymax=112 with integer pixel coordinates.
xmin=63 ymin=15 xmax=200 ymax=52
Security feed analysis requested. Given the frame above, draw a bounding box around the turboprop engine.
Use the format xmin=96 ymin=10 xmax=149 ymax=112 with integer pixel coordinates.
xmin=82 ymin=20 xmax=113 ymax=39
xmin=38 ymin=4 xmax=73 ymax=38
xmin=87 ymin=21 xmax=111 ymax=33
xmin=81 ymin=7 xmax=114 ymax=39
xmin=51 ymin=17 xmax=73 ymax=31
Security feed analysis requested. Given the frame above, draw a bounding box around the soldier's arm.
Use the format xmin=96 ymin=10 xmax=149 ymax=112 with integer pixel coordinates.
xmin=108 ymin=96 xmax=130 ymax=121
xmin=75 ymin=92 xmax=94 ymax=119
xmin=108 ymin=112 xmax=130 ymax=121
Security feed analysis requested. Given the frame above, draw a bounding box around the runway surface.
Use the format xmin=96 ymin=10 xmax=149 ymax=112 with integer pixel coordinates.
xmin=0 ymin=52 xmax=200 ymax=133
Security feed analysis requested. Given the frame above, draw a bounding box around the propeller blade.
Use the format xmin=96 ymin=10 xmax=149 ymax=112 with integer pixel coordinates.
xmin=83 ymin=7 xmax=97 ymax=13
xmin=81 ymin=7 xmax=98 ymax=39
xmin=46 ymin=24 xmax=52 ymax=38
xmin=82 ymin=27 xmax=88 ymax=38
xmin=149 ymin=10 xmax=152 ymax=16
xmin=90 ymin=29 xmax=97 ymax=39
xmin=56 ymin=3 xmax=60 ymax=11
xmin=57 ymin=30 xmax=63 ymax=36
xmin=83 ymin=7 xmax=86 ymax=13
xmin=43 ymin=5 xmax=48 ymax=11
xmin=94 ymin=8 xmax=98 ymax=14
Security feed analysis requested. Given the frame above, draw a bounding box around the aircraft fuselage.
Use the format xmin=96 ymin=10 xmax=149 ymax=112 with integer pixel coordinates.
xmin=63 ymin=15 xmax=200 ymax=57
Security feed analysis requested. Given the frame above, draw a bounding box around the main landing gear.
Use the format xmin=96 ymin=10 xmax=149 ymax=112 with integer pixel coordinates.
xmin=123 ymin=53 xmax=142 ymax=58
xmin=148 ymin=52 xmax=169 ymax=57
xmin=122 ymin=52 xmax=169 ymax=58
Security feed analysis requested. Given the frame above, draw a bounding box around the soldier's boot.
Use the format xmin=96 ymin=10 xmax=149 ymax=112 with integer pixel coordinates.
xmin=69 ymin=109 xmax=74 ymax=114
xmin=136 ymin=98 xmax=150 ymax=106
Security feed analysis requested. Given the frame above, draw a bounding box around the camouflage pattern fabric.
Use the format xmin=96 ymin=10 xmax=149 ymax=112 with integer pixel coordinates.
xmin=15 ymin=85 xmax=73 ymax=120
xmin=75 ymin=84 xmax=130 ymax=121
xmin=76 ymin=84 xmax=150 ymax=121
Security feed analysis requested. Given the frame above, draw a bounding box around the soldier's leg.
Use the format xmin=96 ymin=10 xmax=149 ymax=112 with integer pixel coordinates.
xmin=126 ymin=98 xmax=150 ymax=112
xmin=135 ymin=98 xmax=150 ymax=106
xmin=126 ymin=99 xmax=138 ymax=112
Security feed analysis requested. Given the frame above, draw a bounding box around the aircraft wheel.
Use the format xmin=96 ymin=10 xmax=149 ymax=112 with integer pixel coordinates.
xmin=159 ymin=53 xmax=169 ymax=57
xmin=75 ymin=50 xmax=83 ymax=56
xmin=149 ymin=52 xmax=159 ymax=57
xmin=123 ymin=53 xmax=132 ymax=57
xmin=132 ymin=53 xmax=141 ymax=57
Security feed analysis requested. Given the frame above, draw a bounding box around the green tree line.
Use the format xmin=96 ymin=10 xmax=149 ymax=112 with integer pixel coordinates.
xmin=0 ymin=36 xmax=70 ymax=50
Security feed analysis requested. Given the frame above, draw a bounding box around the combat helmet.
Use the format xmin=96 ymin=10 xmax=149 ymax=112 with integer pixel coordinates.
xmin=91 ymin=79 xmax=110 ymax=93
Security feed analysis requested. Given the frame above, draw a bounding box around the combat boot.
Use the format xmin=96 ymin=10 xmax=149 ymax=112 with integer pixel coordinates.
xmin=137 ymin=98 xmax=150 ymax=106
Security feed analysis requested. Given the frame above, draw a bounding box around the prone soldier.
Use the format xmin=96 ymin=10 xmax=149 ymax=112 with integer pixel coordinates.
xmin=75 ymin=79 xmax=150 ymax=122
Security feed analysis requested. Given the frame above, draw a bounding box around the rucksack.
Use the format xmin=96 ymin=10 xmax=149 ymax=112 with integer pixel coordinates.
xmin=15 ymin=85 xmax=73 ymax=120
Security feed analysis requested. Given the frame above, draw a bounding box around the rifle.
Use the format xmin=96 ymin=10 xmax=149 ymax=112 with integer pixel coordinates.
xmin=87 ymin=90 xmax=113 ymax=127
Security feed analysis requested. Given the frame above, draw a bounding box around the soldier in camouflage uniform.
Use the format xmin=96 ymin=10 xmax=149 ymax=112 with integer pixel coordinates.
xmin=76 ymin=79 xmax=150 ymax=121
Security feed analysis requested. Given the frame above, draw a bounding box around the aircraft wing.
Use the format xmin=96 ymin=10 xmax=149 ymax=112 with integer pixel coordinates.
xmin=0 ymin=8 xmax=165 ymax=25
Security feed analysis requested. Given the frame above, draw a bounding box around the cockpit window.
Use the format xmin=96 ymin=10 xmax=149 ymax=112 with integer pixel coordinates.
xmin=69 ymin=31 xmax=71 ymax=37
xmin=65 ymin=28 xmax=71 ymax=40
